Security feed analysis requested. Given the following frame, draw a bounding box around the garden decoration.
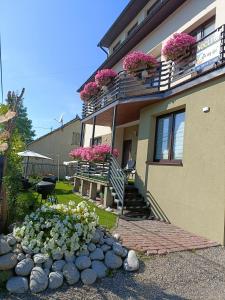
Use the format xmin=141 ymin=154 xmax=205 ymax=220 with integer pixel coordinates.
xmin=123 ymin=50 xmax=158 ymax=77
xmin=95 ymin=69 xmax=117 ymax=88
xmin=0 ymin=201 xmax=139 ymax=293
xmin=162 ymin=32 xmax=196 ymax=62
xmin=70 ymin=144 xmax=119 ymax=162
xmin=80 ymin=82 xmax=100 ymax=101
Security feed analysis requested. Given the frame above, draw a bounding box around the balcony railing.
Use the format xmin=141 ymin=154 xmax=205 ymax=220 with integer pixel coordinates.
xmin=82 ymin=25 xmax=225 ymax=119
xmin=73 ymin=160 xmax=110 ymax=182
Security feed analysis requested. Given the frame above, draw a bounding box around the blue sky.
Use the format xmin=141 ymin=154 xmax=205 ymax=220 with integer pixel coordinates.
xmin=0 ymin=0 xmax=129 ymax=137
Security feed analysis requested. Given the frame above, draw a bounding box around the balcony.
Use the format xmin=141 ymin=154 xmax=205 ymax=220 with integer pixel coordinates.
xmin=82 ymin=25 xmax=225 ymax=121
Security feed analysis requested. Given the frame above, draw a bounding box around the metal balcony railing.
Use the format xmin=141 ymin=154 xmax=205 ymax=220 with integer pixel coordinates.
xmin=82 ymin=24 xmax=225 ymax=119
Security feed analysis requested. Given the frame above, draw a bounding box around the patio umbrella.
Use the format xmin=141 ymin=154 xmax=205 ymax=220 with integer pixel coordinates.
xmin=18 ymin=150 xmax=52 ymax=178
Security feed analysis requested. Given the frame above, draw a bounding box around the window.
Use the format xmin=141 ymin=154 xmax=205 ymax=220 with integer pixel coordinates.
xmin=154 ymin=110 xmax=185 ymax=163
xmin=90 ymin=136 xmax=102 ymax=146
xmin=127 ymin=22 xmax=138 ymax=37
xmin=112 ymin=41 xmax=121 ymax=53
xmin=71 ymin=132 xmax=80 ymax=145
xmin=191 ymin=17 xmax=215 ymax=41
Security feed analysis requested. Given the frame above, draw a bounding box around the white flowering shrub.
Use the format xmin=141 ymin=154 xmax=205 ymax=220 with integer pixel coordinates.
xmin=13 ymin=201 xmax=99 ymax=258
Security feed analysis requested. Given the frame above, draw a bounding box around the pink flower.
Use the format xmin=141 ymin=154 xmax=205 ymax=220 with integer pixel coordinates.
xmin=123 ymin=51 xmax=158 ymax=72
xmin=162 ymin=32 xmax=196 ymax=61
xmin=69 ymin=144 xmax=119 ymax=162
xmin=95 ymin=69 xmax=117 ymax=87
xmin=79 ymin=82 xmax=100 ymax=101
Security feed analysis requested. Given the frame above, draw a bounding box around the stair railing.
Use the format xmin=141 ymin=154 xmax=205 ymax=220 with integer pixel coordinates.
xmin=108 ymin=155 xmax=127 ymax=214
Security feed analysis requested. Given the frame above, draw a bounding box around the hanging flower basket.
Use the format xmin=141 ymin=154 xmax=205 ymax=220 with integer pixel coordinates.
xmin=162 ymin=32 xmax=196 ymax=62
xmin=123 ymin=51 xmax=158 ymax=77
xmin=80 ymin=82 xmax=100 ymax=101
xmin=95 ymin=69 xmax=117 ymax=88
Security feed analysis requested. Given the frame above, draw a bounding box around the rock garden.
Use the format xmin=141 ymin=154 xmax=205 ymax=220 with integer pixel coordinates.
xmin=0 ymin=200 xmax=139 ymax=294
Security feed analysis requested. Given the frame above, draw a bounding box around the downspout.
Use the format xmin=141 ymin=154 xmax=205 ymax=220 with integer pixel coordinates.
xmin=98 ymin=43 xmax=109 ymax=58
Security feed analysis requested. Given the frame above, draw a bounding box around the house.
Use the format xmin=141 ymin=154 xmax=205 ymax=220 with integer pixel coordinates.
xmin=28 ymin=116 xmax=81 ymax=178
xmin=77 ymin=0 xmax=225 ymax=245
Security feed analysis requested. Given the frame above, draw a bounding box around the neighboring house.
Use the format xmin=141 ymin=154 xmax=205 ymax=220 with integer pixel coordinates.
xmin=28 ymin=116 xmax=81 ymax=178
xmin=77 ymin=0 xmax=225 ymax=245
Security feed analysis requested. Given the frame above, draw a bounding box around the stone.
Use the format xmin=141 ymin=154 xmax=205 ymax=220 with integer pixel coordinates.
xmin=52 ymin=260 xmax=66 ymax=272
xmin=33 ymin=253 xmax=48 ymax=264
xmin=17 ymin=253 xmax=26 ymax=261
xmin=0 ymin=253 xmax=17 ymax=270
xmin=21 ymin=245 xmax=33 ymax=255
xmin=105 ymin=207 xmax=113 ymax=212
xmin=91 ymin=231 xmax=101 ymax=243
xmin=6 ymin=235 xmax=17 ymax=246
xmin=113 ymin=242 xmax=128 ymax=258
xmin=6 ymin=276 xmax=28 ymax=294
xmin=44 ymin=268 xmax=50 ymax=276
xmin=44 ymin=257 xmax=53 ymax=269
xmin=77 ymin=249 xmax=89 ymax=256
xmin=26 ymin=254 xmax=31 ymax=259
xmin=65 ymin=253 xmax=76 ymax=263
xmin=105 ymin=238 xmax=114 ymax=246
xmin=92 ymin=260 xmax=108 ymax=278
xmin=0 ymin=238 xmax=11 ymax=255
xmin=30 ymin=266 xmax=48 ymax=293
xmin=48 ymin=271 xmax=63 ymax=289
xmin=75 ymin=256 xmax=91 ymax=270
xmin=99 ymin=237 xmax=105 ymax=245
xmin=63 ymin=263 xmax=80 ymax=285
xmin=113 ymin=233 xmax=120 ymax=240
xmin=81 ymin=268 xmax=97 ymax=285
xmin=52 ymin=251 xmax=63 ymax=260
xmin=15 ymin=258 xmax=34 ymax=276
xmin=90 ymin=248 xmax=104 ymax=261
xmin=87 ymin=243 xmax=96 ymax=252
xmin=123 ymin=250 xmax=139 ymax=272
xmin=104 ymin=251 xmax=122 ymax=269
xmin=101 ymin=244 xmax=111 ymax=252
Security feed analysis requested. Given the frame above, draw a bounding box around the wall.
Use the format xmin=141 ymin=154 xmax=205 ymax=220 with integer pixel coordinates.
xmin=123 ymin=125 xmax=139 ymax=162
xmin=136 ymin=76 xmax=225 ymax=244
xmin=28 ymin=119 xmax=81 ymax=177
xmin=83 ymin=124 xmax=112 ymax=147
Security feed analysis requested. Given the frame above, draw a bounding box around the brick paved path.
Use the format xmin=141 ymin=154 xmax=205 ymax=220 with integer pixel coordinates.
xmin=114 ymin=219 xmax=219 ymax=255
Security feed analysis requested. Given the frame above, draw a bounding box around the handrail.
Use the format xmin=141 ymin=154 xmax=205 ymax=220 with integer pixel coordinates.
xmin=108 ymin=155 xmax=127 ymax=214
xmin=82 ymin=24 xmax=225 ymax=119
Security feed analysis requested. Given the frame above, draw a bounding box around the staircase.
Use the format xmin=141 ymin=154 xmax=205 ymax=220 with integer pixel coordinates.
xmin=108 ymin=155 xmax=151 ymax=220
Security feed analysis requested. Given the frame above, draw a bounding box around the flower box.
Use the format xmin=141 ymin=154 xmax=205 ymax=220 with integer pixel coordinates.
xmin=80 ymin=82 xmax=100 ymax=101
xmin=123 ymin=51 xmax=158 ymax=77
xmin=162 ymin=32 xmax=196 ymax=62
xmin=95 ymin=69 xmax=117 ymax=88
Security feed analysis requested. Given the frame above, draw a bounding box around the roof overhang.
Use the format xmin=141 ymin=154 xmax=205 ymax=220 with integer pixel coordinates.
xmin=77 ymin=0 xmax=187 ymax=92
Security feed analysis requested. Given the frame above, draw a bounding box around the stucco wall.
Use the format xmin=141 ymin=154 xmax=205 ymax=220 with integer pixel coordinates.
xmin=29 ymin=119 xmax=81 ymax=165
xmin=83 ymin=124 xmax=112 ymax=147
xmin=136 ymin=77 xmax=225 ymax=244
xmin=123 ymin=125 xmax=138 ymax=162
xmin=112 ymin=0 xmax=216 ymax=72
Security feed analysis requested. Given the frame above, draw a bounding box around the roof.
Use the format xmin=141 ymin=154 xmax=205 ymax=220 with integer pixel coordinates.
xmin=98 ymin=0 xmax=149 ymax=48
xmin=28 ymin=115 xmax=81 ymax=145
xmin=77 ymin=0 xmax=187 ymax=92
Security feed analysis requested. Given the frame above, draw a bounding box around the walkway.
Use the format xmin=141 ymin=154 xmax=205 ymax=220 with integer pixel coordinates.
xmin=114 ymin=219 xmax=219 ymax=255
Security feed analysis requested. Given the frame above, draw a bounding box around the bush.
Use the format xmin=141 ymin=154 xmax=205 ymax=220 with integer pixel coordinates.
xmin=13 ymin=201 xmax=99 ymax=257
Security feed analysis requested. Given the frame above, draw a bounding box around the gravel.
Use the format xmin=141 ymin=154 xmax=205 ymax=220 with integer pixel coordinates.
xmin=2 ymin=246 xmax=225 ymax=300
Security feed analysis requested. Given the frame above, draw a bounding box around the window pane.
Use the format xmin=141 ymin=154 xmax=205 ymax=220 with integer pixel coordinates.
xmin=155 ymin=116 xmax=171 ymax=160
xmin=203 ymin=20 xmax=215 ymax=37
xmin=172 ymin=112 xmax=185 ymax=160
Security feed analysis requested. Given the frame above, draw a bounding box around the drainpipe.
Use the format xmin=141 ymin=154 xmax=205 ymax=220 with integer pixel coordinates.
xmin=98 ymin=43 xmax=109 ymax=58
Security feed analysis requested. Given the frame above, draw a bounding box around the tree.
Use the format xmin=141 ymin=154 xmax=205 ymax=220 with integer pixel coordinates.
xmin=6 ymin=90 xmax=35 ymax=144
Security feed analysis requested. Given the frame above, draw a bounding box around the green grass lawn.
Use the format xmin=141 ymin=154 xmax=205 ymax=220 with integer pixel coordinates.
xmin=17 ymin=181 xmax=117 ymax=230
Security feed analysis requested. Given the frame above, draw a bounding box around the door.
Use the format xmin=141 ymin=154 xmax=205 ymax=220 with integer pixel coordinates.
xmin=122 ymin=140 xmax=132 ymax=168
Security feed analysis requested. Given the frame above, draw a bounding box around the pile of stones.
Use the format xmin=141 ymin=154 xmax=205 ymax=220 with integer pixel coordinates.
xmin=0 ymin=228 xmax=139 ymax=294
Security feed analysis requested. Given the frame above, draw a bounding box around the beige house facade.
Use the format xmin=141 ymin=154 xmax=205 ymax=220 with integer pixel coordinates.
xmin=78 ymin=0 xmax=225 ymax=244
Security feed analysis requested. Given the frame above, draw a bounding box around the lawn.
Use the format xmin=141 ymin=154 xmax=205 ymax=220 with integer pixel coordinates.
xmin=17 ymin=181 xmax=117 ymax=230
